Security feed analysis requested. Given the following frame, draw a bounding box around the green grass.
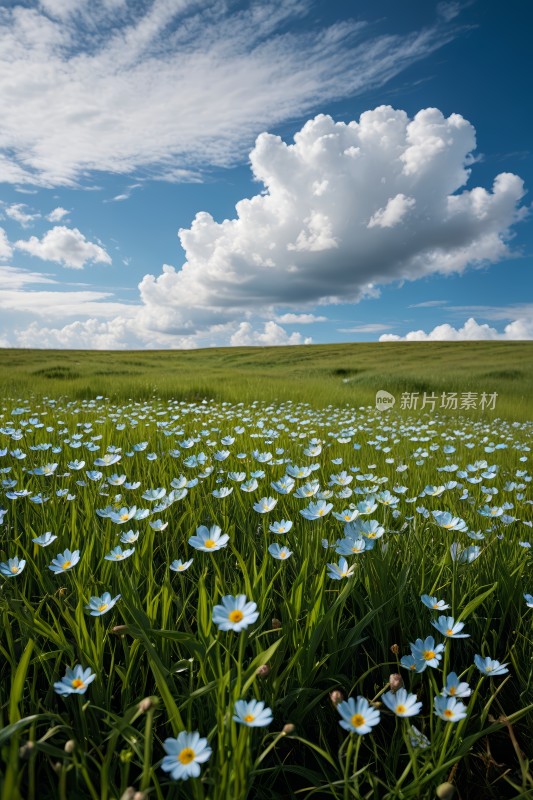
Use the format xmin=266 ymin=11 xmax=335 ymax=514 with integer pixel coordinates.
xmin=0 ymin=346 xmax=532 ymax=799
xmin=1 ymin=341 xmax=532 ymax=420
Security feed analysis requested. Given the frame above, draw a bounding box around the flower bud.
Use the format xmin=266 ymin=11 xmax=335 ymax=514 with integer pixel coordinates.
xmin=389 ymin=673 xmax=404 ymax=692
xmin=256 ymin=664 xmax=270 ymax=678
xmin=436 ymin=782 xmax=456 ymax=799
xmin=111 ymin=625 xmax=129 ymax=635
xmin=282 ymin=723 xmax=295 ymax=734
xmin=119 ymin=789 xmax=136 ymax=800
xmin=138 ymin=697 xmax=158 ymax=713
xmin=19 ymin=741 xmax=34 ymax=760
xmin=329 ymin=689 xmax=344 ymax=706
xmin=390 ymin=643 xmax=400 ymax=655
xmin=271 ymin=618 xmax=282 ymax=629
xmin=64 ymin=739 xmax=76 ymax=754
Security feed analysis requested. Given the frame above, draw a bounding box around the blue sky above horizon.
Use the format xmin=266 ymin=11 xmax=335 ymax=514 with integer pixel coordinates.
xmin=0 ymin=0 xmax=531 ymax=349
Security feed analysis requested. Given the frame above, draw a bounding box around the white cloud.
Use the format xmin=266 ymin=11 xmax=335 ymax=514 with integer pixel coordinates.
xmin=0 ymin=228 xmax=13 ymax=261
xmin=367 ymin=193 xmax=416 ymax=228
xmin=447 ymin=303 xmax=533 ymax=321
xmin=14 ymin=318 xmax=137 ymax=349
xmin=340 ymin=323 xmax=392 ymax=333
xmin=0 ymin=265 xmax=57 ymax=288
xmin=409 ymin=299 xmax=449 ymax=308
xmin=275 ymin=313 xmax=327 ymax=324
xmin=3 ymin=203 xmax=40 ymax=227
xmin=230 ymin=321 xmax=312 ymax=347
xmin=135 ymin=106 xmax=526 ymax=340
xmin=15 ymin=226 xmax=111 ymax=269
xmin=0 ymin=1 xmax=459 ymax=187
xmin=379 ymin=316 xmax=533 ymax=341
xmin=47 ymin=206 xmax=69 ymax=222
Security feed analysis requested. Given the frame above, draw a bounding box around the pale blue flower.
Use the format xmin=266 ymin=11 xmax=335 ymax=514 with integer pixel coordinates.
xmin=431 ymin=615 xmax=470 ymax=638
xmin=188 ymin=525 xmax=229 ymax=551
xmin=300 ymin=500 xmax=333 ymax=520
xmin=0 ymin=556 xmax=26 ymax=577
xmin=253 ymin=497 xmax=277 ymax=513
xmin=85 ymin=592 xmax=121 ymax=616
xmin=104 ymin=546 xmax=134 ymax=561
xmin=54 ymin=665 xmax=96 ymax=696
xmin=421 ymin=594 xmax=450 ymax=611
xmin=170 ymin=558 xmax=194 ymax=572
xmin=48 ymin=549 xmax=80 ymax=574
xmin=474 ymin=655 xmax=509 ymax=676
xmin=269 ymin=519 xmax=293 ymax=534
xmin=382 ymin=688 xmax=422 ymax=718
xmin=443 ymin=672 xmax=471 ymax=698
xmin=161 ymin=732 xmax=211 ymax=781
xmin=212 ymin=594 xmax=259 ymax=632
xmin=434 ymin=696 xmax=467 ymax=722
xmin=326 ymin=557 xmax=355 ymax=580
xmin=233 ymin=699 xmax=273 ymax=727
xmin=268 ymin=543 xmax=292 ymax=560
xmin=337 ymin=696 xmax=380 ymax=734
xmin=33 ymin=531 xmax=57 ymax=547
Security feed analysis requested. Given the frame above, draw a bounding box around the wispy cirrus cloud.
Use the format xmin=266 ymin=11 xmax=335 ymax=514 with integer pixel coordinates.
xmin=0 ymin=0 xmax=462 ymax=187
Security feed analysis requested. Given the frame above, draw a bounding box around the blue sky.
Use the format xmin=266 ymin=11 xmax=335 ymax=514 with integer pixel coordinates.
xmin=0 ymin=0 xmax=531 ymax=348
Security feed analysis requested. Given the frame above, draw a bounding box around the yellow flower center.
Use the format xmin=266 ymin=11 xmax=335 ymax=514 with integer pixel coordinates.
xmin=62 ymin=561 xmax=71 ymax=570
xmin=204 ymin=539 xmax=216 ymax=549
xmin=178 ymin=747 xmax=195 ymax=765
xmin=446 ymin=629 xmax=454 ymax=636
xmin=178 ymin=565 xmax=185 ymax=571
xmin=71 ymin=679 xmax=84 ymax=689
xmin=432 ymin=603 xmax=440 ymax=608
xmin=449 ymin=687 xmax=456 ymax=696
xmin=229 ymin=610 xmax=244 ymax=623
xmin=280 ymin=552 xmax=287 ymax=559
xmin=120 ymin=513 xmax=130 ymax=521
xmin=396 ymin=704 xmax=406 ymax=714
xmin=443 ymin=709 xmax=454 ymax=719
xmin=244 ymin=714 xmax=255 ymax=722
xmin=423 ymin=650 xmax=435 ymax=661
xmin=351 ymin=713 xmax=365 ymax=728
xmin=98 ymin=604 xmax=108 ymax=612
xmin=444 ymin=523 xmax=454 ymax=529
xmin=10 ymin=565 xmax=19 ymax=574
xmin=318 ymin=509 xmax=324 ymax=515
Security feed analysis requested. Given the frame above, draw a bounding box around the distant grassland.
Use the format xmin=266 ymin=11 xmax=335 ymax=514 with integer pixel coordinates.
xmin=1 ymin=342 xmax=532 ymax=421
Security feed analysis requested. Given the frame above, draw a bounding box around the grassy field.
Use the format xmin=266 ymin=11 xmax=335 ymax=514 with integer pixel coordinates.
xmin=1 ymin=341 xmax=532 ymax=420
xmin=0 ymin=344 xmax=532 ymax=800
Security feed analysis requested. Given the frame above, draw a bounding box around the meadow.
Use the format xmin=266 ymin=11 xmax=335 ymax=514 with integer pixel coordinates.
xmin=0 ymin=343 xmax=532 ymax=800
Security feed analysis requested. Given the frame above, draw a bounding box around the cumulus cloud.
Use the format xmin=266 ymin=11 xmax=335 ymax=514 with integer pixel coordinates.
xmin=47 ymin=206 xmax=70 ymax=222
xmin=0 ymin=228 xmax=12 ymax=261
xmin=14 ymin=318 xmax=138 ymax=350
xmin=230 ymin=321 xmax=312 ymax=347
xmin=0 ymin=1 xmax=460 ymax=186
xmin=135 ymin=106 xmax=527 ymax=340
xmin=379 ymin=317 xmax=533 ymax=341
xmin=15 ymin=226 xmax=111 ymax=269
